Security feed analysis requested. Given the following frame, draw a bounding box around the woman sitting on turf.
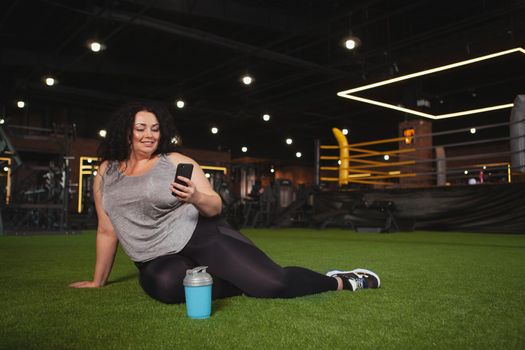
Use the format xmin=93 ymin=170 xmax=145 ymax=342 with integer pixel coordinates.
xmin=69 ymin=102 xmax=380 ymax=304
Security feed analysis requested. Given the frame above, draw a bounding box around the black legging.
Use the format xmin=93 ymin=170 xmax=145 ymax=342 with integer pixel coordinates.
xmin=135 ymin=216 xmax=338 ymax=304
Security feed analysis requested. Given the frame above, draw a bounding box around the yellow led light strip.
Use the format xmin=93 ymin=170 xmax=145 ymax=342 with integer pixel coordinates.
xmin=337 ymin=47 xmax=525 ymax=120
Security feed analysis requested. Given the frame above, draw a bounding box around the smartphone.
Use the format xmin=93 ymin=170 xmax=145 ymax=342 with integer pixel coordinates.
xmin=174 ymin=163 xmax=194 ymax=186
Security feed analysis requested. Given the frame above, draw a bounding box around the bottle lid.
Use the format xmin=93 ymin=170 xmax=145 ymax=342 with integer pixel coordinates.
xmin=183 ymin=266 xmax=213 ymax=287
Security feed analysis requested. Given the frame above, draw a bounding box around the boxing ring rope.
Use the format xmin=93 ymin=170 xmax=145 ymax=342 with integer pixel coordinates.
xmin=318 ymin=117 xmax=525 ymax=188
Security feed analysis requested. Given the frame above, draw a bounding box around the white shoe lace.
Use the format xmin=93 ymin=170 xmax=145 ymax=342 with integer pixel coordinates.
xmin=350 ymin=277 xmax=365 ymax=290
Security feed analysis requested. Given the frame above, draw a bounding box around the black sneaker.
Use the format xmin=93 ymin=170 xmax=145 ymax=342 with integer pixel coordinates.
xmin=326 ymin=268 xmax=380 ymax=291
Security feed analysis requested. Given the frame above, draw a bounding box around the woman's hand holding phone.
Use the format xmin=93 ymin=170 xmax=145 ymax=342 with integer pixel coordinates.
xmin=171 ymin=163 xmax=197 ymax=202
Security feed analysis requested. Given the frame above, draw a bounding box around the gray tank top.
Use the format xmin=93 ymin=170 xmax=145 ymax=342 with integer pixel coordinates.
xmin=102 ymin=154 xmax=199 ymax=262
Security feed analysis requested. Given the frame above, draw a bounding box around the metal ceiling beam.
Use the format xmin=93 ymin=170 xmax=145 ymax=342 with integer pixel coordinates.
xmin=25 ymin=83 xmax=133 ymax=104
xmin=99 ymin=9 xmax=348 ymax=77
xmin=128 ymin=0 xmax=317 ymax=35
xmin=0 ymin=48 xmax=171 ymax=81
xmin=24 ymin=83 xmax=234 ymax=117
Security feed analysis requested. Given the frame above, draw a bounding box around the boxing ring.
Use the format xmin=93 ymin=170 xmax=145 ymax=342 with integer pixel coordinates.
xmin=313 ymin=95 xmax=525 ymax=233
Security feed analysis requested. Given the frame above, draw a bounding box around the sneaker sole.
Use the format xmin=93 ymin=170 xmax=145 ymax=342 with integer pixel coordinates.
xmin=326 ymin=268 xmax=381 ymax=288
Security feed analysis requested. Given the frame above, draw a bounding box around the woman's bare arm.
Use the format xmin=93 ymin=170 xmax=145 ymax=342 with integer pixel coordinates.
xmin=168 ymin=153 xmax=222 ymax=217
xmin=69 ymin=161 xmax=119 ymax=288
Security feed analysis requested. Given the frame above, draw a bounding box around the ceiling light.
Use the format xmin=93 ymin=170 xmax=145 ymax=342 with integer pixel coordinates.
xmin=241 ymin=146 xmax=248 ymax=153
xmin=45 ymin=77 xmax=55 ymax=86
xmin=241 ymin=75 xmax=253 ymax=85
xmin=0 ymin=118 xmax=5 ymax=124
xmin=3 ymin=167 xmax=8 ymax=172
xmin=483 ymin=166 xmax=487 ymax=170
xmin=93 ymin=170 xmax=98 ymax=176
xmin=176 ymin=100 xmax=185 ymax=109
xmin=464 ymin=170 xmax=469 ymax=175
xmin=384 ymin=154 xmax=390 ymax=161
xmin=263 ymin=114 xmax=270 ymax=121
xmin=338 ymin=47 xmax=525 ymax=119
xmin=270 ymin=168 xmax=275 ymax=173
xmin=296 ymin=152 xmax=302 ymax=158
xmin=90 ymin=41 xmax=102 ymax=52
xmin=211 ymin=127 xmax=219 ymax=134
xmin=17 ymin=100 xmax=25 ymax=108
xmin=338 ymin=160 xmax=342 ymax=165
xmin=470 ymin=128 xmax=476 ymax=134
xmin=342 ymin=128 xmax=349 ymax=135
xmin=98 ymin=129 xmax=107 ymax=138
xmin=345 ymin=39 xmax=357 ymax=50
xmin=285 ymin=138 xmax=293 ymax=145
xmin=171 ymin=136 xmax=180 ymax=144
xmin=344 ymin=36 xmax=361 ymax=50
xmin=205 ymin=173 xmax=211 ymax=178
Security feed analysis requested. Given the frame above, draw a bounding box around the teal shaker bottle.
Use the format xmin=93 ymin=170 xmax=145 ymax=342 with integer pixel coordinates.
xmin=183 ymin=266 xmax=213 ymax=319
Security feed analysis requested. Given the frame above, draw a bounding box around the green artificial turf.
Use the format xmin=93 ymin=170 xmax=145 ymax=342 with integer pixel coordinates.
xmin=1 ymin=229 xmax=524 ymax=349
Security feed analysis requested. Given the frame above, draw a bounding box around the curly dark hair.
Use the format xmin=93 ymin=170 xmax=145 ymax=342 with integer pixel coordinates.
xmin=98 ymin=101 xmax=180 ymax=162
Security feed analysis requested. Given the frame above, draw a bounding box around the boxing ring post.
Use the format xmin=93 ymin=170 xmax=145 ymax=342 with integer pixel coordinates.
xmin=332 ymin=128 xmax=349 ymax=186
xmin=0 ymin=157 xmax=12 ymax=205
xmin=314 ymin=139 xmax=320 ymax=187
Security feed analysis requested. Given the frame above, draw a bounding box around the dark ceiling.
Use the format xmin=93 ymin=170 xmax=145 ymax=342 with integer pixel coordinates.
xmin=1 ymin=0 xmax=525 ymax=161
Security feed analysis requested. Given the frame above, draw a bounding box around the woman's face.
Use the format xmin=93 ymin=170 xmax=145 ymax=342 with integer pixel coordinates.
xmin=130 ymin=110 xmax=160 ymax=156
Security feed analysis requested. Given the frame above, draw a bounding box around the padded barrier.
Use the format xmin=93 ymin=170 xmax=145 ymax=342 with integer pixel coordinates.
xmin=314 ymin=183 xmax=525 ymax=233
